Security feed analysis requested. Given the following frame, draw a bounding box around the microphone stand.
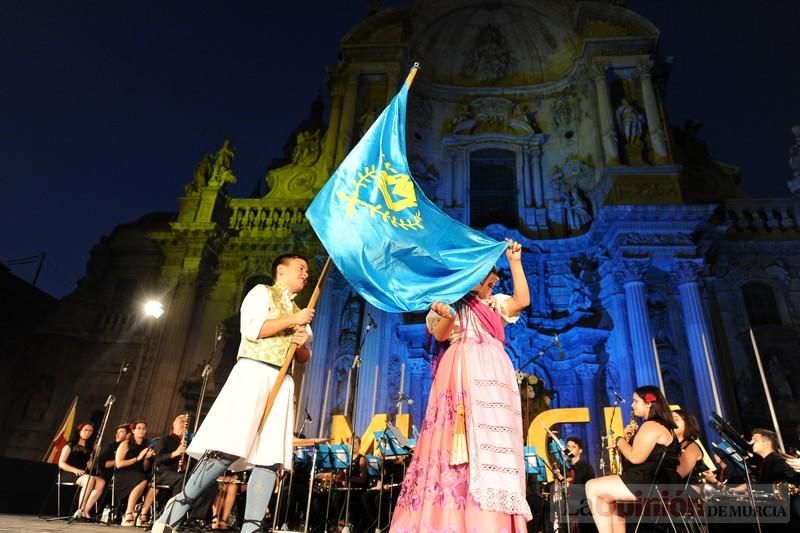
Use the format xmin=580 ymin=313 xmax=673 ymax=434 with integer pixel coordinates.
xmin=540 ymin=422 xmax=572 ymax=533
xmin=341 ymin=318 xmax=373 ymax=533
xmin=518 ymin=334 xmax=562 ymax=376
xmin=276 ymin=411 xmax=312 ymax=531
xmin=181 ymin=324 xmax=221 ymax=491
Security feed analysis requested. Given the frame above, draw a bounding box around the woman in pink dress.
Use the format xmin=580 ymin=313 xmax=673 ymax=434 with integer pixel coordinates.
xmin=391 ymin=240 xmax=532 ymax=533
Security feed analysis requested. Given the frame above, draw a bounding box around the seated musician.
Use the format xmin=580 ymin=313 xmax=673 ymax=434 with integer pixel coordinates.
xmin=58 ymin=422 xmax=106 ymax=519
xmin=212 ymin=472 xmax=244 ymax=530
xmin=97 ymin=424 xmax=132 ymax=482
xmin=566 ymin=436 xmax=596 ymax=485
xmin=137 ymin=414 xmax=190 ymax=525
xmin=115 ymin=420 xmax=156 ymax=526
xmin=360 ymin=453 xmax=409 ymax=532
xmin=332 ymin=435 xmax=369 ymax=531
xmin=672 ymin=410 xmax=705 ymax=483
xmin=746 ymin=429 xmax=795 ymax=485
xmin=585 ymin=386 xmax=680 ymax=533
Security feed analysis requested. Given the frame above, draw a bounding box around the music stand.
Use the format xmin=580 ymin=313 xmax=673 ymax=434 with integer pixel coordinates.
xmin=523 ymin=446 xmax=547 ymax=482
xmin=372 ymin=423 xmax=413 ymax=532
xmin=708 ymin=413 xmax=762 ymax=533
xmin=711 ymin=440 xmax=747 ymax=479
xmin=365 ymin=455 xmax=381 ymax=477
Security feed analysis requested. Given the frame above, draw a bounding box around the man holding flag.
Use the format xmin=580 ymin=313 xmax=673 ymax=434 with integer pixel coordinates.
xmin=306 ymin=63 xmax=532 ymax=532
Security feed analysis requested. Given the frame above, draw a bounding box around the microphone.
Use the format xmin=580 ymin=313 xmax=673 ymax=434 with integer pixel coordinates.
xmin=304 ymin=408 xmax=313 ymax=423
xmin=366 ymin=314 xmax=378 ymax=330
xmin=612 ymin=390 xmax=626 ymax=404
xmin=396 ymin=393 xmax=414 ymax=405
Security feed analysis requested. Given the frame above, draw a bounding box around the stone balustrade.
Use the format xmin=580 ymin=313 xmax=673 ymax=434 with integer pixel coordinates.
xmin=723 ymin=199 xmax=798 ymax=233
xmin=227 ymin=203 xmax=306 ymax=233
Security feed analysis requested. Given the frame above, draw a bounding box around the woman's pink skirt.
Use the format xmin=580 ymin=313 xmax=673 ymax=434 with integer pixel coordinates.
xmin=390 ymin=335 xmax=530 ymax=533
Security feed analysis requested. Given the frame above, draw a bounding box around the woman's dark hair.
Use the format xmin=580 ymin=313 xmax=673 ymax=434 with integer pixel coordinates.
xmin=127 ymin=419 xmax=147 ymax=444
xmin=635 ymin=385 xmax=676 ymax=430
xmin=673 ymin=409 xmax=701 ymax=442
xmin=68 ymin=422 xmax=95 ymax=447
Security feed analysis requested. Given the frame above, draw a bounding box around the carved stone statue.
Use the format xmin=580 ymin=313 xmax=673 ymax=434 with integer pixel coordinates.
xmin=565 ymin=187 xmax=592 ymax=230
xmin=193 ymin=154 xmax=212 ymax=188
xmin=615 ymin=98 xmax=645 ymax=144
xmin=357 ymin=109 xmax=380 ymax=138
xmin=468 ymin=25 xmax=512 ymax=82
xmin=209 ymin=139 xmax=237 ymax=187
xmin=291 ymin=129 xmax=321 ymax=166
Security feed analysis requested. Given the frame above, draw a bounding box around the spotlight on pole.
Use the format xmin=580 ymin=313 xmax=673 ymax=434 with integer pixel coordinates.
xmin=143 ymin=300 xmax=164 ymax=319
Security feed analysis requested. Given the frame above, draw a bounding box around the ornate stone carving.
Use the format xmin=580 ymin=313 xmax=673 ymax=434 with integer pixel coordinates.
xmin=576 ymin=363 xmax=600 ymax=381
xmin=615 ymin=258 xmax=651 ymax=285
xmin=616 ymin=233 xmax=693 ymax=247
xmin=466 ymin=25 xmax=512 ymax=82
xmin=552 ymin=95 xmax=578 ymax=130
xmin=409 ymin=155 xmax=440 ymax=198
xmin=564 ymin=269 xmax=593 ymax=313
xmin=291 ymin=130 xmax=321 ymax=166
xmin=669 ymin=259 xmax=703 ymax=285
xmin=447 ymin=97 xmax=535 ymax=135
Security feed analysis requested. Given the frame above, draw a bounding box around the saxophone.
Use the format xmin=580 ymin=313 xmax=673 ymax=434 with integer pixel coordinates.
xmin=177 ymin=411 xmax=190 ymax=472
xmin=626 ymin=407 xmax=639 ymax=442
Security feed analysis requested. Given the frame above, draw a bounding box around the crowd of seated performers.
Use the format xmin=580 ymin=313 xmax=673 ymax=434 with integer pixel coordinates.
xmin=54 ymin=413 xmax=230 ymax=528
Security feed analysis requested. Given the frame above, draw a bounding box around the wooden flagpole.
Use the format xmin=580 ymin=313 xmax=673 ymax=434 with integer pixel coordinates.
xmin=257 ymin=257 xmax=333 ymax=433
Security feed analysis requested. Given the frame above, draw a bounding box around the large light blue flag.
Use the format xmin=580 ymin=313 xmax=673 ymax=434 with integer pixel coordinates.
xmin=306 ymin=70 xmax=506 ymax=313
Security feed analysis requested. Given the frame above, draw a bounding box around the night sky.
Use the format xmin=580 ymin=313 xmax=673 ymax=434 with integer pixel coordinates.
xmin=3 ymin=1 xmax=799 ymax=298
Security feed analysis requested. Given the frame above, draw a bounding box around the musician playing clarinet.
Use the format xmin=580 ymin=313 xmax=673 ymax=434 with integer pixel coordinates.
xmin=153 ymin=253 xmax=314 ymax=533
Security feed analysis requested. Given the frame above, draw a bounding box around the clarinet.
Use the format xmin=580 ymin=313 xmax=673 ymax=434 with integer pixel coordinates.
xmin=177 ymin=411 xmax=190 ymax=472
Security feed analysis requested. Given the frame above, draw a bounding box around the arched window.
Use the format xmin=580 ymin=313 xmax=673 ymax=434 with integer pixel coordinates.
xmin=469 ymin=148 xmax=517 ymax=228
xmin=742 ymin=282 xmax=781 ymax=327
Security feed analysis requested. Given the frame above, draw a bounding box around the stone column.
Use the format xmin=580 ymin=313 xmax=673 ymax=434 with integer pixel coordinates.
xmin=407 ymin=358 xmax=428 ymax=432
xmin=617 ymin=259 xmax=660 ymax=387
xmin=302 ymin=272 xmax=347 ymax=437
xmin=599 ymin=264 xmax=636 ymax=399
xmin=638 ymin=59 xmax=669 ymax=163
xmin=671 ymin=259 xmax=726 ymax=438
xmin=576 ymin=363 xmax=601 ymax=469
xmin=591 ymin=62 xmax=619 ymax=165
xmin=336 ymin=73 xmax=360 ymax=164
xmin=522 ymin=145 xmax=534 ymax=207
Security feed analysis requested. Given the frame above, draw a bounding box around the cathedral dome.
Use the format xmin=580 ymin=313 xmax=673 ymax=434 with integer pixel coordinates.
xmin=410 ymin=0 xmax=581 ymax=87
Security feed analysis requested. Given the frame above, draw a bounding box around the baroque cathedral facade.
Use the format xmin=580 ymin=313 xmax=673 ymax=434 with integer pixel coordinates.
xmin=5 ymin=0 xmax=800 ymax=465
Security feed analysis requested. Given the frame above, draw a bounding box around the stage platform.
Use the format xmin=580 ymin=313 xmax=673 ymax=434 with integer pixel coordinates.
xmin=0 ymin=515 xmax=111 ymax=532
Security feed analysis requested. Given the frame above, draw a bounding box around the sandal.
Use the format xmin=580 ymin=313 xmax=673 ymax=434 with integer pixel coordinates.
xmin=121 ymin=512 xmax=136 ymax=527
xmin=135 ymin=510 xmax=151 ymax=527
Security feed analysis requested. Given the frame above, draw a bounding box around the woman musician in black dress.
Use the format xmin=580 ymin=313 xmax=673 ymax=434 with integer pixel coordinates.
xmin=58 ymin=422 xmax=106 ymax=519
xmin=585 ymin=386 xmax=679 ymax=533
